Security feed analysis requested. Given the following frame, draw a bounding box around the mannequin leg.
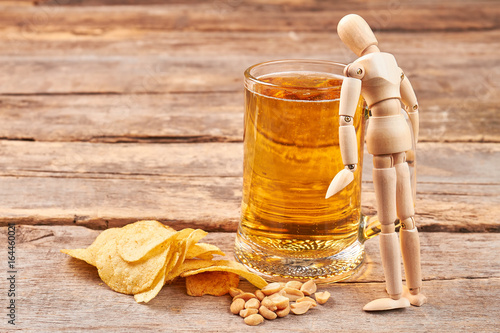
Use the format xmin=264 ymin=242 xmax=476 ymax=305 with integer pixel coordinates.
xmin=363 ymin=155 xmax=410 ymax=311
xmin=395 ymin=152 xmax=427 ymax=306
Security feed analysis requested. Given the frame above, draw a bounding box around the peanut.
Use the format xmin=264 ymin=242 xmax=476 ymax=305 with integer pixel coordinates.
xmin=314 ymin=291 xmax=331 ymax=305
xmin=276 ymin=305 xmax=290 ymax=318
xmin=239 ymin=308 xmax=258 ymax=318
xmin=244 ymin=313 xmax=264 ymax=326
xmin=245 ymin=298 xmax=260 ymax=309
xmin=269 ymin=295 xmax=289 ymax=309
xmin=291 ymin=301 xmax=311 ymax=315
xmin=296 ymin=296 xmax=317 ymax=307
xmin=230 ymin=298 xmax=245 ymax=315
xmin=261 ymin=297 xmax=277 ymax=311
xmin=282 ymin=287 xmax=304 ymax=301
xmin=261 ymin=282 xmax=283 ymax=295
xmin=229 ymin=287 xmax=243 ymax=298
xmin=259 ymin=305 xmax=277 ymax=320
xmin=285 ymin=280 xmax=303 ymax=290
xmin=267 ymin=288 xmax=286 ymax=298
xmin=300 ymin=279 xmax=317 ymax=296
xmin=255 ymin=289 xmax=265 ymax=301
xmin=229 ymin=282 xmax=326 ymax=325
xmin=233 ymin=292 xmax=256 ymax=302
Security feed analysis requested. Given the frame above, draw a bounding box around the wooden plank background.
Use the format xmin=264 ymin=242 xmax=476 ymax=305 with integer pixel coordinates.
xmin=0 ymin=0 xmax=499 ymax=332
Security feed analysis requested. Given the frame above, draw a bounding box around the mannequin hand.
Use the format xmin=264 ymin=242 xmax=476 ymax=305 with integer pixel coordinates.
xmin=325 ymin=166 xmax=356 ymax=199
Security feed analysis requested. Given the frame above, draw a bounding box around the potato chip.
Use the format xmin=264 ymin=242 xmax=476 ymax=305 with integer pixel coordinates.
xmin=164 ymin=229 xmax=208 ymax=281
xmin=181 ymin=229 xmax=208 ymax=255
xmin=185 ymin=243 xmax=225 ymax=260
xmin=60 ymin=248 xmax=93 ymax=266
xmin=61 ymin=228 xmax=122 ymax=266
xmin=62 ymin=220 xmax=266 ymax=304
xmin=180 ymin=260 xmax=268 ymax=289
xmin=117 ymin=220 xmax=176 ymax=262
xmin=133 ymin=271 xmax=165 ymax=303
xmin=95 ymin=238 xmax=171 ymax=295
xmin=134 ymin=251 xmax=180 ymax=303
xmin=166 ymin=258 xmax=218 ymax=281
xmin=186 ymin=271 xmax=240 ymax=296
xmin=134 ymin=230 xmax=211 ymax=303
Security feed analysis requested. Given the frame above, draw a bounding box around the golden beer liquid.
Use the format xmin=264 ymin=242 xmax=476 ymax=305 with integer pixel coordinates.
xmin=236 ymin=71 xmax=366 ymax=279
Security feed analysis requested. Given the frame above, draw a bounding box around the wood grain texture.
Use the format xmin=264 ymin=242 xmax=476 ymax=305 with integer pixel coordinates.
xmin=0 ymin=1 xmax=498 ymax=331
xmin=1 ymin=88 xmax=499 ymax=144
xmin=0 ymin=29 xmax=498 ymax=97
xmin=0 ymin=93 xmax=244 ymax=143
xmin=0 ymin=141 xmax=497 ymax=232
xmin=0 ymin=28 xmax=498 ymax=142
xmin=1 ymin=1 xmax=499 ymax=33
xmin=0 ymin=225 xmax=498 ymax=332
xmin=2 ymin=41 xmax=496 ymax=98
xmin=0 ymin=3 xmax=498 ymax=143
xmin=6 ymin=225 xmax=498 ymax=282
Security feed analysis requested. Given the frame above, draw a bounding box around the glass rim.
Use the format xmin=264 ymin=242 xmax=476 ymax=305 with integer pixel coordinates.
xmin=244 ymin=59 xmax=347 ymax=91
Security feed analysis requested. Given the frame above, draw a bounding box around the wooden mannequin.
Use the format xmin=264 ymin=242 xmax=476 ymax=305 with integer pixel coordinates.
xmin=326 ymin=14 xmax=427 ymax=311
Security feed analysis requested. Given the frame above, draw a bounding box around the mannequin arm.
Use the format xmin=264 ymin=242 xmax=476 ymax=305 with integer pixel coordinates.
xmin=325 ymin=76 xmax=362 ymax=199
xmin=339 ymin=77 xmax=362 ymax=170
xmin=400 ymin=72 xmax=419 ymax=144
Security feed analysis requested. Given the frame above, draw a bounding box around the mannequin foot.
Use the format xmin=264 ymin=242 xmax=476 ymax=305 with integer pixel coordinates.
xmin=363 ymin=297 xmax=410 ymax=312
xmin=403 ymin=286 xmax=427 ymax=306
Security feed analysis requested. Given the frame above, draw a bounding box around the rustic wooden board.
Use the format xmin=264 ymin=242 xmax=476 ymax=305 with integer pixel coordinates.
xmin=7 ymin=225 xmax=499 ymax=282
xmin=2 ymin=29 xmax=498 ymax=61
xmin=1 ymin=2 xmax=498 ymax=143
xmin=0 ymin=93 xmax=244 ymax=143
xmin=0 ymin=141 xmax=497 ymax=232
xmin=0 ymin=175 xmax=498 ymax=233
xmin=0 ymin=43 xmax=496 ymax=98
xmin=0 ymin=89 xmax=499 ymax=144
xmin=0 ymin=141 xmax=498 ymax=186
xmin=0 ymin=31 xmax=497 ymax=100
xmin=0 ymin=225 xmax=498 ymax=332
xmin=1 ymin=1 xmax=498 ymax=33
xmin=30 ymin=0 xmax=500 ymax=7
xmin=0 ymin=27 xmax=498 ymax=142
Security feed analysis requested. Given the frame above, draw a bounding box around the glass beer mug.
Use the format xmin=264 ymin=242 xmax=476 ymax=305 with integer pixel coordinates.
xmin=234 ymin=59 xmax=415 ymax=283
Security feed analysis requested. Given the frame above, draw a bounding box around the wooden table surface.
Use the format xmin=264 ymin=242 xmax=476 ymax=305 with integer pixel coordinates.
xmin=0 ymin=1 xmax=499 ymax=332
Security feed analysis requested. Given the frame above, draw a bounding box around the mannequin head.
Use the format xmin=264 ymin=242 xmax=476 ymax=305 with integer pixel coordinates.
xmin=337 ymin=14 xmax=379 ymax=56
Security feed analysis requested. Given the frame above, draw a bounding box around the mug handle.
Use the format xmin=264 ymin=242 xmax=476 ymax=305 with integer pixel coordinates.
xmin=359 ymin=107 xmax=417 ymax=242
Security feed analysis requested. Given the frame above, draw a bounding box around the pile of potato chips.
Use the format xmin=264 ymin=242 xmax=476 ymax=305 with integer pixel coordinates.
xmin=61 ymin=220 xmax=267 ymax=303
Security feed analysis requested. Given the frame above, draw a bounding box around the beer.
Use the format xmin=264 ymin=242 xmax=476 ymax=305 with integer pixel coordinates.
xmin=235 ymin=64 xmax=366 ymax=281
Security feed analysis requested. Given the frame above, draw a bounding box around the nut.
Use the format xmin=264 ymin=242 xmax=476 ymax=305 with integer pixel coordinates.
xmin=230 ymin=298 xmax=245 ymax=315
xmin=245 ymin=298 xmax=260 ymax=309
xmin=314 ymin=291 xmax=331 ymax=305
xmin=296 ymin=296 xmax=317 ymax=307
xmin=229 ymin=287 xmax=243 ymax=298
xmin=261 ymin=297 xmax=277 ymax=311
xmin=255 ymin=289 xmax=265 ymax=301
xmin=259 ymin=305 xmax=277 ymax=320
xmin=268 ymin=295 xmax=289 ymax=309
xmin=233 ymin=292 xmax=256 ymax=302
xmin=239 ymin=308 xmax=258 ymax=318
xmin=267 ymin=288 xmax=286 ymax=297
xmin=244 ymin=313 xmax=264 ymax=326
xmin=291 ymin=301 xmax=311 ymax=315
xmin=276 ymin=305 xmax=290 ymax=318
xmin=282 ymin=287 xmax=304 ymax=301
xmin=261 ymin=282 xmax=283 ymax=295
xmin=300 ymin=280 xmax=317 ymax=296
xmin=285 ymin=281 xmax=303 ymax=290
